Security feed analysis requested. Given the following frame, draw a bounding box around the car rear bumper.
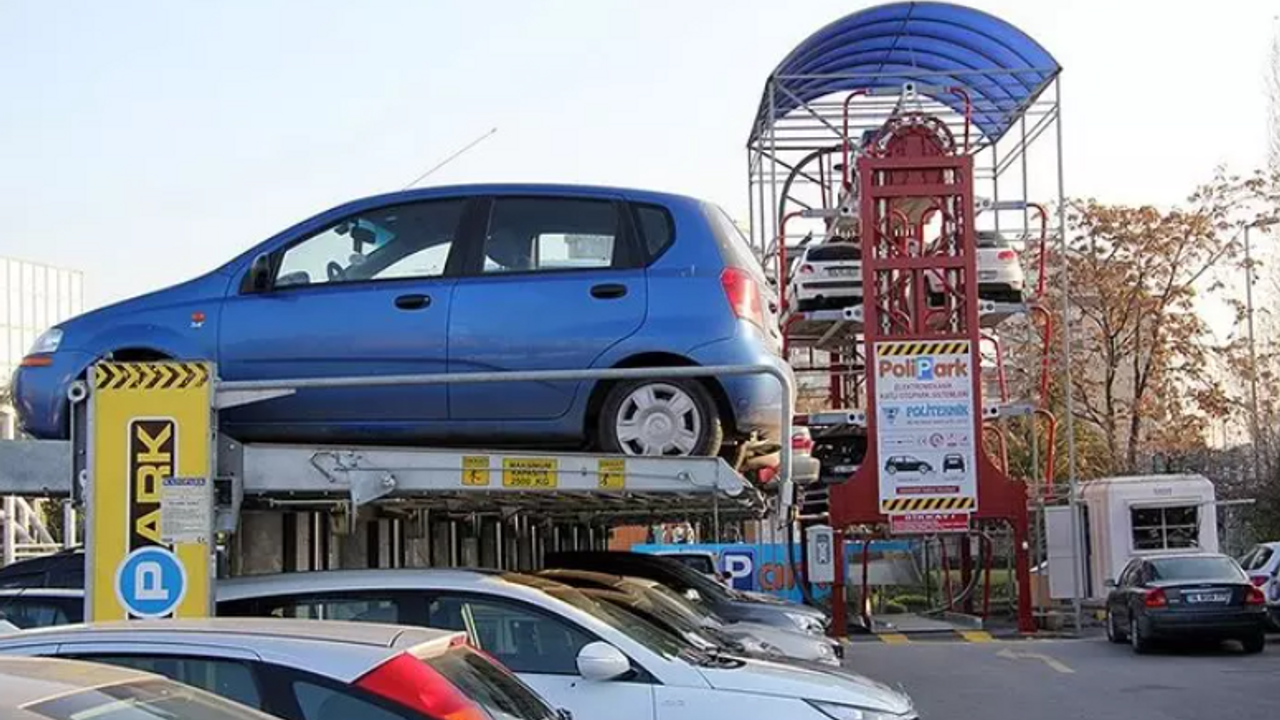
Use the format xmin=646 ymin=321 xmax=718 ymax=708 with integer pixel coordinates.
xmin=689 ymin=326 xmax=792 ymax=441
xmin=11 ymin=351 xmax=91 ymax=440
xmin=1143 ymin=608 xmax=1268 ymax=638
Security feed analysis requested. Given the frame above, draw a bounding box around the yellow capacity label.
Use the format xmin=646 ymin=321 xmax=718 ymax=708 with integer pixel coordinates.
xmin=598 ymin=459 xmax=625 ymax=490
xmin=462 ymin=456 xmax=490 ymax=486
xmin=502 ymin=458 xmax=558 ymax=488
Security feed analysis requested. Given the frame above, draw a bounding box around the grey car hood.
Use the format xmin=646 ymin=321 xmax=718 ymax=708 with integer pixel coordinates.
xmin=695 ymin=656 xmax=912 ymax=715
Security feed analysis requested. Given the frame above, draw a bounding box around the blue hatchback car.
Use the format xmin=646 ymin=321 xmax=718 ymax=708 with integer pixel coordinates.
xmin=14 ymin=184 xmax=789 ymax=457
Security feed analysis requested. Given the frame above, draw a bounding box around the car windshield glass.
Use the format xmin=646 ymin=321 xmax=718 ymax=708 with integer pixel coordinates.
xmin=545 ymin=588 xmax=712 ymax=664
xmin=639 ymin=584 xmax=723 ymax=627
xmin=25 ymin=679 xmax=272 ymax=720
xmin=1148 ymin=556 xmax=1245 ymax=582
xmin=421 ymin=646 xmax=557 ymax=720
xmin=806 ymin=244 xmax=860 ymax=261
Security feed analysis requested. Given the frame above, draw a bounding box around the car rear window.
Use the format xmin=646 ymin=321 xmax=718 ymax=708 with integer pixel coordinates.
xmin=976 ymin=231 xmax=1009 ymax=249
xmin=1149 ymin=556 xmax=1245 ymax=582
xmin=421 ymin=646 xmax=557 ymax=720
xmin=805 ymin=244 xmax=860 ymax=262
xmin=1241 ymin=546 xmax=1275 ymax=572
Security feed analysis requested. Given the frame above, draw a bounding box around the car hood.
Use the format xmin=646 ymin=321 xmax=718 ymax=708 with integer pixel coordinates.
xmin=696 ymin=657 xmax=912 ymax=715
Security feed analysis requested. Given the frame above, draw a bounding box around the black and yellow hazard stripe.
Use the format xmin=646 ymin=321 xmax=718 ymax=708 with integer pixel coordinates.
xmin=882 ymin=496 xmax=976 ymax=512
xmin=94 ymin=362 xmax=210 ymax=391
xmin=876 ymin=340 xmax=970 ymax=356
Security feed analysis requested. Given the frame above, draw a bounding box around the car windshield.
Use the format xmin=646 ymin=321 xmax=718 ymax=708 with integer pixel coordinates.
xmin=421 ymin=645 xmax=557 ymax=720
xmin=663 ymin=554 xmax=716 ymax=575
xmin=24 ymin=678 xmax=273 ymax=720
xmin=1149 ymin=556 xmax=1246 ymax=582
xmin=637 ymin=583 xmax=725 ymax=628
xmin=544 ymin=588 xmax=718 ymax=665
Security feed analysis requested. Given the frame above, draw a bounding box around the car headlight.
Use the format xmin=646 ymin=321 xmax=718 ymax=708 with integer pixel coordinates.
xmin=816 ymin=642 xmax=835 ymax=658
xmin=28 ymin=328 xmax=63 ymax=355
xmin=808 ymin=700 xmax=905 ymax=720
xmin=786 ymin=612 xmax=826 ymax=635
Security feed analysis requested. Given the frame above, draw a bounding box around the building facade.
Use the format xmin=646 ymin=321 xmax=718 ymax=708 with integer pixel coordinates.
xmin=1 ymin=256 xmax=84 ymax=439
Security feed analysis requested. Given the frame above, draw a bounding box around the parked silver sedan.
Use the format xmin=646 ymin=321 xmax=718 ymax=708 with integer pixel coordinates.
xmin=0 ymin=617 xmax=560 ymax=720
xmin=0 ymin=655 xmax=278 ymax=720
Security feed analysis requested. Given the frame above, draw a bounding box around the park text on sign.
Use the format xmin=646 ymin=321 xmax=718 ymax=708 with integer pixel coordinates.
xmin=502 ymin=458 xmax=558 ymax=488
xmin=89 ymin=361 xmax=213 ymax=622
xmin=874 ymin=340 xmax=979 ymax=513
xmin=890 ymin=512 xmax=971 ymax=535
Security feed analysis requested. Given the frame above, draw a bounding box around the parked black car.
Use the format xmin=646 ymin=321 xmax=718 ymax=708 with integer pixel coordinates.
xmin=1105 ymin=553 xmax=1268 ymax=654
xmin=883 ymin=455 xmax=932 ymax=475
xmin=542 ymin=551 xmax=828 ymax=635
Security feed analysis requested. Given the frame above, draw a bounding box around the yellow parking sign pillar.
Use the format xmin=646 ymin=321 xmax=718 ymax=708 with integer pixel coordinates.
xmin=86 ymin=361 xmax=215 ymax=621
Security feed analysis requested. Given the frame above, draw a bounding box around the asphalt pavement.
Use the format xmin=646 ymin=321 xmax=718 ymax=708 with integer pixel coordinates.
xmin=843 ymin=635 xmax=1280 ymax=720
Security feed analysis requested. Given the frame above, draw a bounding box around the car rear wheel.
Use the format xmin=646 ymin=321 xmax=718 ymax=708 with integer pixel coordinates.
xmin=1241 ymin=632 xmax=1265 ymax=654
xmin=599 ymin=379 xmax=723 ymax=457
xmin=1131 ymin=618 xmax=1152 ymax=655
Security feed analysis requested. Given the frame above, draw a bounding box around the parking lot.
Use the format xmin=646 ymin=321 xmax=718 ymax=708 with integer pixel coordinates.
xmin=844 ymin=635 xmax=1280 ymax=720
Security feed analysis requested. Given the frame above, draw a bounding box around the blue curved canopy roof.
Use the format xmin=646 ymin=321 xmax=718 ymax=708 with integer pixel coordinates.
xmin=751 ymin=2 xmax=1059 ymax=144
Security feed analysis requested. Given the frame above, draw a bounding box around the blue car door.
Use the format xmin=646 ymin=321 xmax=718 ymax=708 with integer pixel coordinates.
xmin=217 ymin=197 xmax=473 ymax=441
xmin=448 ymin=194 xmax=647 ymax=423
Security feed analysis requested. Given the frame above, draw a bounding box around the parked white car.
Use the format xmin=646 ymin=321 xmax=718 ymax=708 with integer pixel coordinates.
xmin=789 ymin=241 xmax=862 ymax=312
xmin=1239 ymin=541 xmax=1280 ymax=628
xmin=213 ymin=569 xmax=917 ymax=720
xmin=926 ymin=230 xmax=1025 ymax=303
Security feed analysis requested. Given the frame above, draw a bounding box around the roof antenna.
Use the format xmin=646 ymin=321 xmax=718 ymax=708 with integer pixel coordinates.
xmin=401 ymin=127 xmax=499 ymax=190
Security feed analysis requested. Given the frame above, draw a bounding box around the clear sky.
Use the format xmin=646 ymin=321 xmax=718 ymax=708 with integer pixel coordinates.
xmin=0 ymin=0 xmax=1276 ymax=309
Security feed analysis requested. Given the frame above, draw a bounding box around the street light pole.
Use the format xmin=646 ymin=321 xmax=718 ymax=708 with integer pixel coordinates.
xmin=1245 ymin=225 xmax=1261 ymax=486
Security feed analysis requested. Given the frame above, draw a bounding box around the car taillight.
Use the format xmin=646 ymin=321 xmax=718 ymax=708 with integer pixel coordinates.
xmin=721 ymin=267 xmax=765 ymax=327
xmin=996 ymin=249 xmax=1017 ymax=262
xmin=799 ymin=264 xmax=815 ymax=274
xmin=356 ymin=653 xmax=487 ymax=720
xmin=1143 ymin=588 xmax=1168 ymax=609
xmin=1246 ymin=587 xmax=1267 ymax=605
xmin=1250 ymin=575 xmax=1268 ymax=587
xmin=792 ymin=435 xmax=814 ymax=453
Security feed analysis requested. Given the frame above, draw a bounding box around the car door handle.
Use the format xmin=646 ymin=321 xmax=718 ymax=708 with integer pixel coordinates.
xmin=590 ymin=283 xmax=628 ymax=300
xmin=394 ymin=294 xmax=431 ymax=310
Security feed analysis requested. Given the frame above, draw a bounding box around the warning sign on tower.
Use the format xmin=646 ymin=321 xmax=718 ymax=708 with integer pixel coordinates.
xmin=873 ymin=341 xmax=978 ymax=514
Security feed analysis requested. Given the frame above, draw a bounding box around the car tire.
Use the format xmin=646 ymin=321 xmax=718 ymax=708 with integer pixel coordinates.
xmin=1106 ymin=611 xmax=1127 ymax=644
xmin=1241 ymin=632 xmax=1266 ymax=654
xmin=598 ymin=379 xmax=723 ymax=457
xmin=1131 ymin=617 xmax=1152 ymax=655
xmin=886 ymin=465 xmax=897 ymax=475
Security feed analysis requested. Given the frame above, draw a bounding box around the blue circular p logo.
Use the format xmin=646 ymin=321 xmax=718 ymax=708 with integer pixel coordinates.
xmin=114 ymin=547 xmax=188 ymax=618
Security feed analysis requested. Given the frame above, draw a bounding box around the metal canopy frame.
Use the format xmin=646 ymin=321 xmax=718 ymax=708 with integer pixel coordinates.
xmin=744 ymin=8 xmax=1074 ymax=635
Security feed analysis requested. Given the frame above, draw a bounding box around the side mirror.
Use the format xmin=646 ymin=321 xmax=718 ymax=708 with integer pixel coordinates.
xmin=1104 ymin=579 xmax=1117 ymax=589
xmin=576 ymin=641 xmax=630 ymax=682
xmin=248 ymin=253 xmax=274 ymax=293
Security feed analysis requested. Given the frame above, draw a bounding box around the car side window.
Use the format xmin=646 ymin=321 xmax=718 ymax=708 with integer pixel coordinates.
xmin=632 ymin=203 xmax=674 ymax=258
xmin=274 ymin=199 xmax=467 ymax=288
xmin=70 ymin=655 xmax=263 ymax=710
xmin=427 ymin=595 xmax=595 ymax=675
xmin=480 ymin=197 xmax=620 ymax=274
xmin=1117 ymin=559 xmax=1141 ymax=587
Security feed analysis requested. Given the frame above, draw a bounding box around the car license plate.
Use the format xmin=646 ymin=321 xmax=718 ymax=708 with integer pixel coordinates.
xmin=829 ymin=268 xmax=857 ymax=277
xmin=1185 ymin=591 xmax=1230 ymax=604
xmin=979 ymin=271 xmax=997 ymax=280
xmin=833 ymin=464 xmax=858 ymax=473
